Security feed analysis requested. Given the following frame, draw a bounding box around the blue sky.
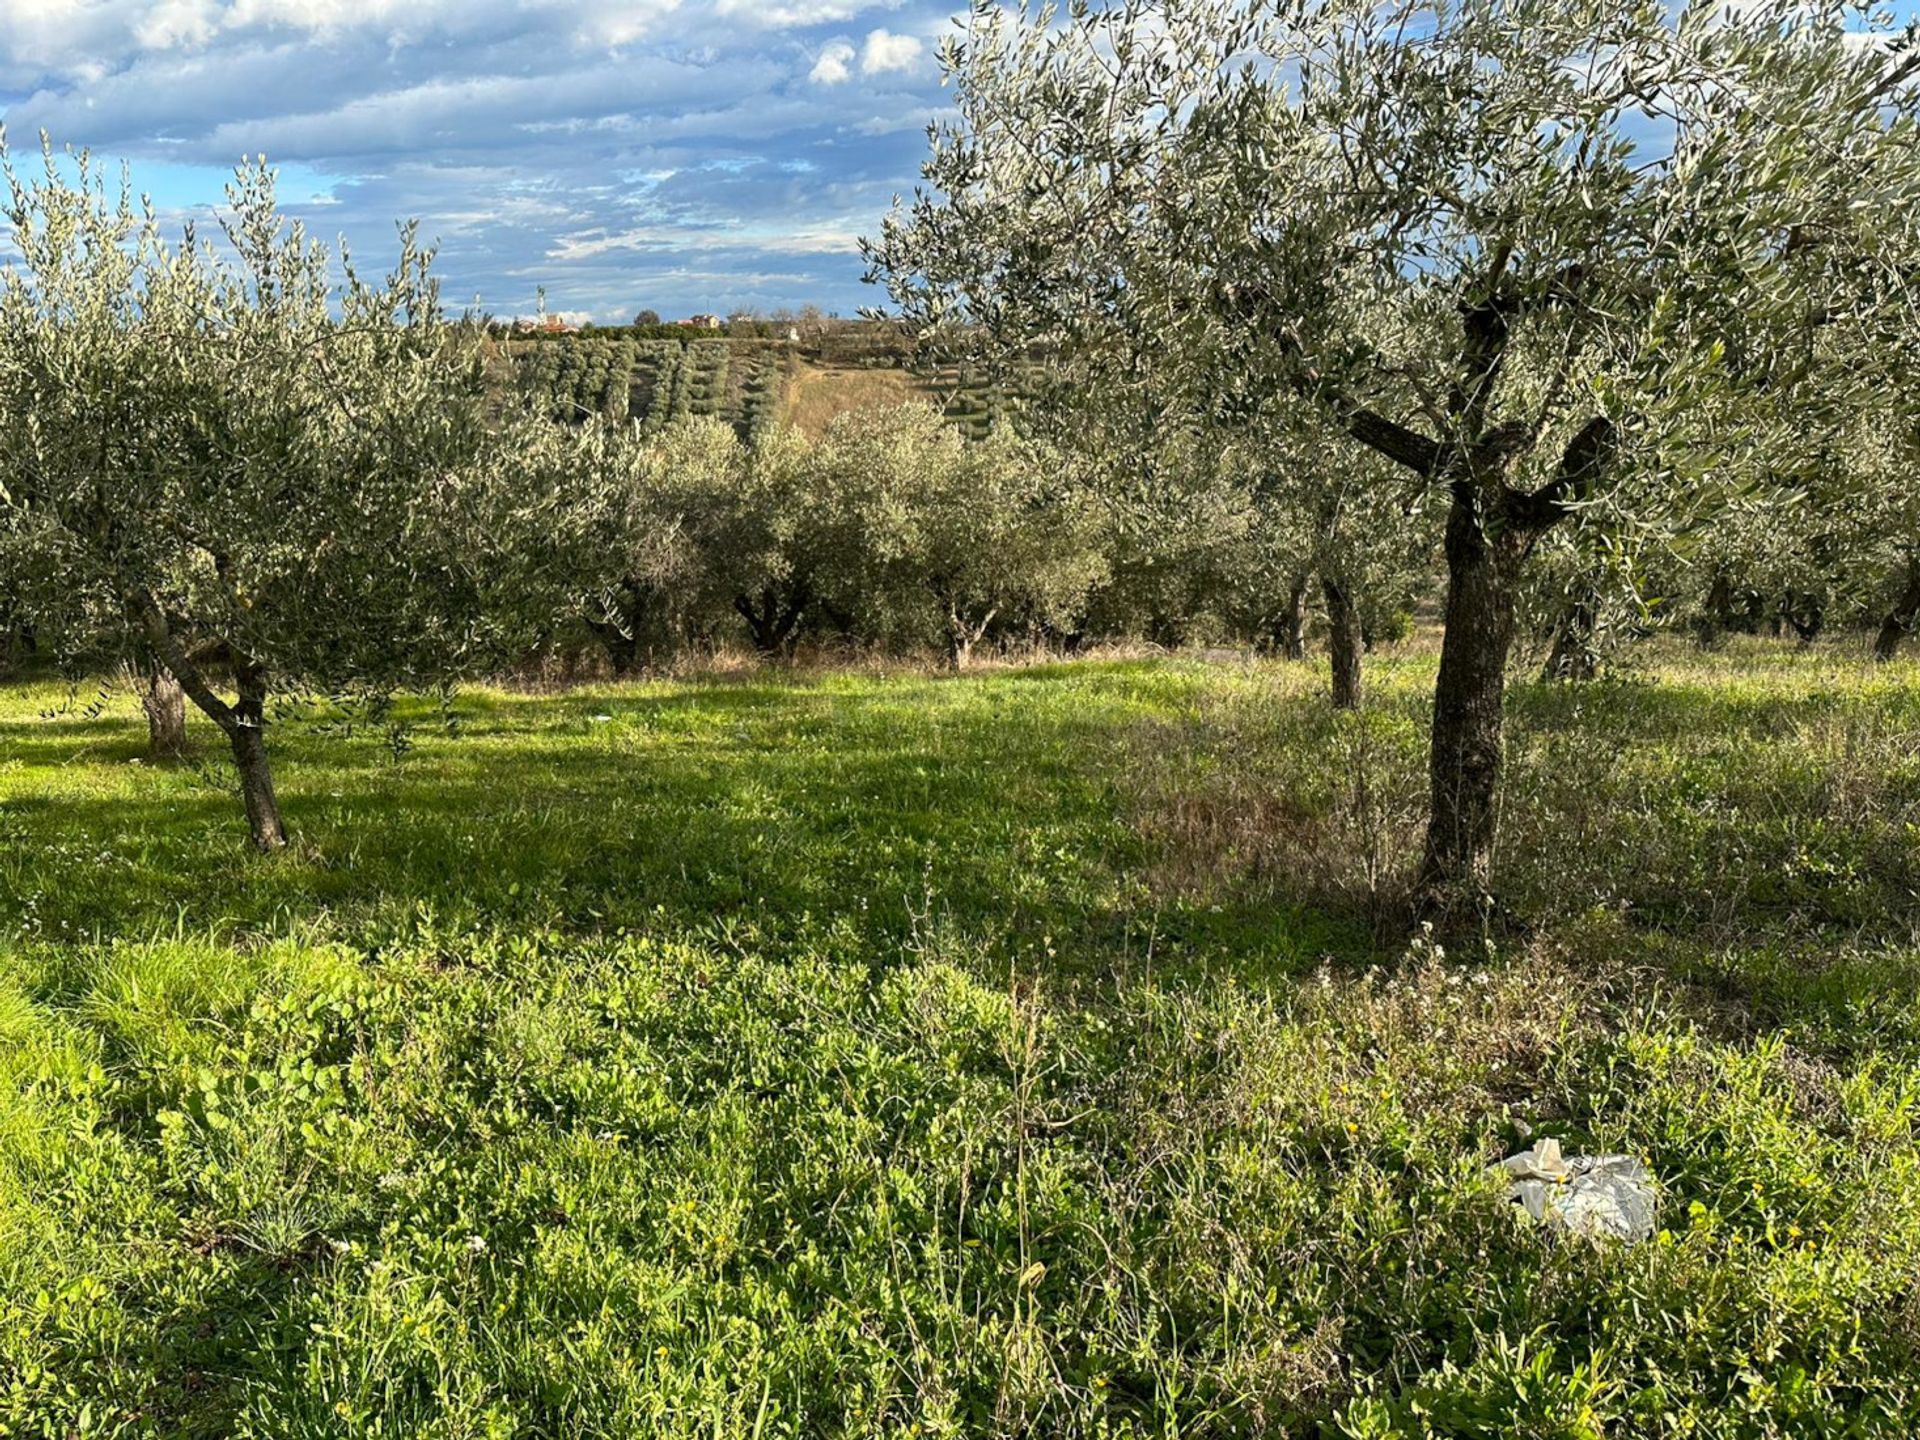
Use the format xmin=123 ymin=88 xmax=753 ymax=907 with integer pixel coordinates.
xmin=0 ymin=1 xmax=967 ymax=321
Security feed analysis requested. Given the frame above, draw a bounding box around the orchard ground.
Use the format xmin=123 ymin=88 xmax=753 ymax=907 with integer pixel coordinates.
xmin=2 ymin=640 xmax=1919 ymax=1437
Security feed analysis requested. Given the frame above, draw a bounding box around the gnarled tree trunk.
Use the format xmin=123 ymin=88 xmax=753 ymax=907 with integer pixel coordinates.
xmin=1416 ymin=486 xmax=1528 ymax=918
xmin=1874 ymin=560 xmax=1920 ymax=662
xmin=1321 ymin=572 xmax=1362 ymax=710
xmin=733 ymin=581 xmax=809 ymax=657
xmin=228 ymin=655 xmax=287 ymax=851
xmin=137 ymin=599 xmax=288 ymax=851
xmin=1415 ymin=419 xmax=1615 ymax=925
xmin=1782 ymin=590 xmax=1824 ymax=646
xmin=141 ymin=664 xmax=190 ymax=760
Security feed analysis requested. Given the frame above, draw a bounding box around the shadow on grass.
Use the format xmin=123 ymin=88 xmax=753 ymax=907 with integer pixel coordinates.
xmin=1 ymin=665 xmax=1370 ymax=982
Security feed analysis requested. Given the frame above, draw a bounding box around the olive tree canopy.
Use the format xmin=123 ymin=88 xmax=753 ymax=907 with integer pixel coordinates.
xmin=0 ymin=139 xmax=590 ymax=848
xmin=867 ymin=0 xmax=1920 ymax=916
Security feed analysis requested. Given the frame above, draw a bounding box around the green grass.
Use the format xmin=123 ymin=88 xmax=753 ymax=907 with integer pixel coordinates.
xmin=2 ymin=646 xmax=1919 ymax=1436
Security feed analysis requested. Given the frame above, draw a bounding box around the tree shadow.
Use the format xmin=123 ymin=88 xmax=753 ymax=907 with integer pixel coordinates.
xmin=1 ymin=669 xmax=1362 ymax=982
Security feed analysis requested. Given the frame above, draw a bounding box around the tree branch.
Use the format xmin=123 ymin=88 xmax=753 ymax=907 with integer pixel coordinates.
xmin=1220 ymin=283 xmax=1443 ymax=477
xmin=1327 ymin=393 xmax=1444 ymax=475
xmin=135 ymin=594 xmax=240 ymax=735
xmin=1507 ymin=416 xmax=1618 ymax=531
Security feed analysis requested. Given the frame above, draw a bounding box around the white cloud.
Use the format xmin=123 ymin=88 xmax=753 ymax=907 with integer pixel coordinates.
xmin=549 ymin=223 xmax=861 ymax=262
xmin=809 ymin=39 xmax=854 ymax=84
xmin=0 ymin=0 xmax=957 ymax=318
xmin=134 ymin=0 xmax=220 ymax=50
xmin=853 ymin=104 xmax=942 ymax=135
xmin=860 ymin=27 xmax=921 ymax=75
xmin=715 ymin=0 xmax=901 ymax=23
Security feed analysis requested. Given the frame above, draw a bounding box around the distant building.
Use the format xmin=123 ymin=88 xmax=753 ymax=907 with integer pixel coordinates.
xmin=678 ymin=314 xmax=723 ymax=330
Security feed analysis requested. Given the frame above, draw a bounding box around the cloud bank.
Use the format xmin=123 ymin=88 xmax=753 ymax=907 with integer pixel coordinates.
xmin=0 ymin=0 xmax=961 ymax=318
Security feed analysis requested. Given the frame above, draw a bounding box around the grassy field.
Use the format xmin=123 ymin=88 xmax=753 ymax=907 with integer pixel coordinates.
xmin=2 ymin=644 xmax=1919 ymax=1436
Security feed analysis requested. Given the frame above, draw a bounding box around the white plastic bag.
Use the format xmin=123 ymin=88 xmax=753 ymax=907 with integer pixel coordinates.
xmin=1499 ymin=1137 xmax=1657 ymax=1244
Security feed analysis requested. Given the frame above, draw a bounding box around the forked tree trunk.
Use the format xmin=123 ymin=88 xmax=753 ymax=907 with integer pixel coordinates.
xmin=734 ymin=582 xmax=809 ymax=657
xmin=1542 ymin=593 xmax=1599 ymax=682
xmin=1782 ymin=591 xmax=1824 ymax=646
xmin=142 ymin=664 xmax=190 ymax=760
xmin=1273 ymin=573 xmax=1310 ymax=661
xmin=1416 ymin=487 xmax=1529 ymax=919
xmin=945 ymin=604 xmax=997 ymax=671
xmin=137 ymin=603 xmax=288 ymax=851
xmin=1875 ymin=560 xmax=1920 ymax=662
xmin=1321 ymin=572 xmax=1363 ymax=710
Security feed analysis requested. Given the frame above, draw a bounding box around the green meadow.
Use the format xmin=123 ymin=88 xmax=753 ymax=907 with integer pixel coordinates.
xmin=3 ymin=646 xmax=1919 ymax=1436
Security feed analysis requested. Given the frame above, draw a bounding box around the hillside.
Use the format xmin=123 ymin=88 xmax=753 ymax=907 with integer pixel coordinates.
xmin=503 ymin=332 xmax=1017 ymax=441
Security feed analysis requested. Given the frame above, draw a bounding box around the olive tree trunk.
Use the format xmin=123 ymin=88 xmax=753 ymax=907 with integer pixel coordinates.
xmin=137 ymin=599 xmax=288 ymax=851
xmin=1542 ymin=592 xmax=1599 ymax=682
xmin=733 ymin=582 xmax=809 ymax=657
xmin=141 ymin=664 xmax=190 ymax=760
xmin=1321 ymin=572 xmax=1363 ymax=710
xmin=229 ymin=656 xmax=287 ymax=851
xmin=1692 ymin=573 xmax=1728 ymax=650
xmin=944 ymin=605 xmax=997 ymax=672
xmin=1272 ymin=573 xmax=1310 ymax=661
xmin=1874 ymin=560 xmax=1920 ymax=662
xmin=1415 ymin=487 xmax=1528 ymax=916
xmin=1782 ymin=590 xmax=1824 ymax=646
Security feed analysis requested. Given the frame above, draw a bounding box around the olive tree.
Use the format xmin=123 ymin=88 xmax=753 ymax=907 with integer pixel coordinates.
xmin=868 ymin=0 xmax=1920 ymax=915
xmin=807 ymin=405 xmax=1108 ymax=667
xmin=687 ymin=422 xmax=823 ymax=657
xmin=1866 ymin=425 xmax=1920 ymax=661
xmin=0 ymin=141 xmax=586 ymax=848
xmin=1796 ymin=403 xmax=1920 ymax=661
xmin=575 ymin=420 xmax=727 ymax=673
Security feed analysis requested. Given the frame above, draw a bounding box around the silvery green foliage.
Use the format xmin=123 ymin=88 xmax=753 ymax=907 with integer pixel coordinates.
xmin=871 ymin=0 xmax=1920 ymax=901
xmin=868 ymin=0 xmax=1920 ymax=541
xmin=580 ymin=415 xmax=764 ymax=665
xmin=583 ymin=409 xmax=1110 ymax=665
xmin=0 ymin=137 xmax=590 ymax=701
xmin=803 ymin=403 xmax=1109 ymax=663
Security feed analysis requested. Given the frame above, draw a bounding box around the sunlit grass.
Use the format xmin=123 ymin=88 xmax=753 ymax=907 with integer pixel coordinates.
xmin=1 ymin=643 xmax=1918 ymax=1435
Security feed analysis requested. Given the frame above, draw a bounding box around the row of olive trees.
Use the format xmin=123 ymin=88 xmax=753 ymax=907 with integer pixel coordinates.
xmin=575 ymin=407 xmax=1109 ymax=673
xmin=0 ymin=132 xmax=1396 ymax=854
xmin=568 ymin=401 xmax=1439 ymax=685
xmin=1509 ymin=367 xmax=1920 ymax=673
xmin=865 ymin=0 xmax=1920 ymax=919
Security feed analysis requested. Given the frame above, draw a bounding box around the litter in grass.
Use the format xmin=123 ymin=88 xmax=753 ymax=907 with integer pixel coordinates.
xmin=1499 ymin=1137 xmax=1657 ymax=1244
